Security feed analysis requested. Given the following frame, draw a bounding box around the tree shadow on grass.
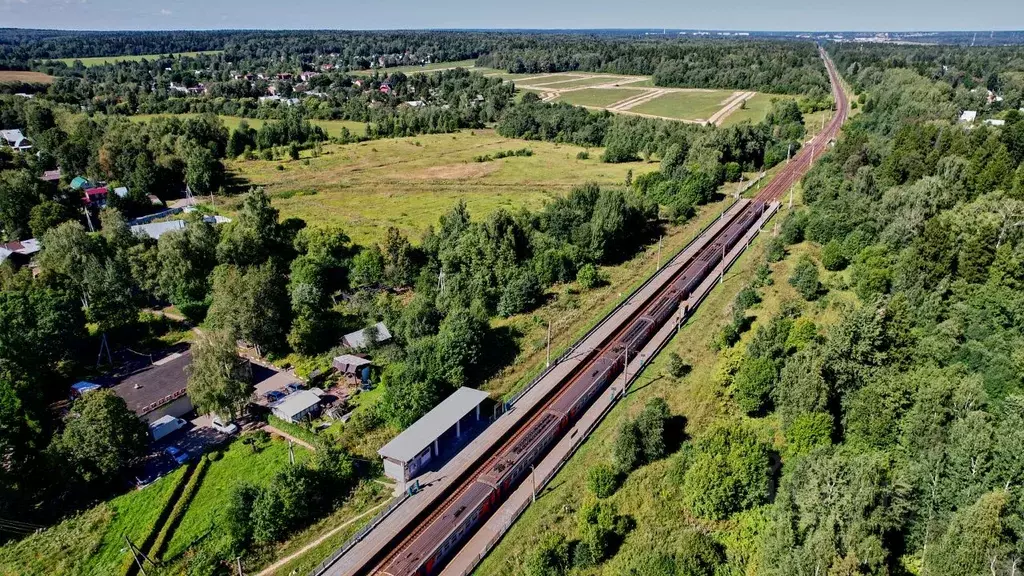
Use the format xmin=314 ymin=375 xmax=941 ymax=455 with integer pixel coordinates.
xmin=473 ymin=324 xmax=522 ymax=384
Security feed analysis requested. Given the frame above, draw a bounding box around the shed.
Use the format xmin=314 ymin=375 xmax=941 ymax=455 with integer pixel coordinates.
xmin=378 ymin=387 xmax=489 ymax=484
xmin=271 ymin=389 xmax=322 ymax=423
xmin=342 ymin=322 xmax=392 ymax=350
xmin=959 ymin=110 xmax=978 ymax=123
xmin=71 ymin=381 xmax=101 ymax=397
xmin=70 ymin=176 xmax=91 ymax=190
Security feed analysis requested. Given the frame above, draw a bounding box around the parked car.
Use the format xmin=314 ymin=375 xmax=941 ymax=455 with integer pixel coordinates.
xmin=211 ymin=416 xmax=239 ymax=435
xmin=149 ymin=415 xmax=187 ymax=441
xmin=164 ymin=445 xmax=190 ymax=465
xmin=264 ymin=390 xmax=286 ymax=403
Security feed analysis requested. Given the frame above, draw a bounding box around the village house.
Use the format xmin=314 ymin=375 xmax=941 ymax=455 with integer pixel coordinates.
xmin=1 ymin=129 xmax=32 ymax=152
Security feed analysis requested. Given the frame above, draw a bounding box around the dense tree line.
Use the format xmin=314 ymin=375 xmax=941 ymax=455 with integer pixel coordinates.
xmin=478 ymin=37 xmax=829 ymax=94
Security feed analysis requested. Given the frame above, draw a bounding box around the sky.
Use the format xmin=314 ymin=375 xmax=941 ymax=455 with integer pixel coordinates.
xmin=2 ymin=0 xmax=1023 ymax=32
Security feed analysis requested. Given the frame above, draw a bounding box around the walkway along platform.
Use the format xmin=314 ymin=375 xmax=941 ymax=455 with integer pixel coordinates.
xmin=312 ymin=199 xmax=753 ymax=576
xmin=441 ymin=201 xmax=781 ymax=576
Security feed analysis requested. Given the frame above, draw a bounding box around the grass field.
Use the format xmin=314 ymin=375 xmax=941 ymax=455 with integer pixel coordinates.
xmin=56 ymin=51 xmax=222 ymax=67
xmin=554 ymin=88 xmax=645 ymax=108
xmin=530 ymin=75 xmax=635 ymax=89
xmin=350 ymin=59 xmax=478 ymax=76
xmin=0 ymin=70 xmax=54 ymax=84
xmin=721 ymin=93 xmax=793 ymax=127
xmin=223 ymin=129 xmax=654 ymax=245
xmin=630 ymin=89 xmax=738 ymax=121
xmin=0 ymin=467 xmax=186 ymax=576
xmin=126 ymin=114 xmax=367 ymax=138
xmin=162 ymin=437 xmax=304 ymax=561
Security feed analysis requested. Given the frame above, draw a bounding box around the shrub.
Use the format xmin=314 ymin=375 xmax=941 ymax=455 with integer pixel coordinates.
xmin=788 ymin=256 xmax=821 ymax=301
xmin=821 ymin=238 xmax=849 ymax=271
xmin=783 ymin=411 xmax=833 ymax=458
xmin=667 ymin=352 xmax=691 ymax=378
xmin=636 ymin=397 xmax=670 ymax=462
xmin=576 ymin=263 xmax=604 ymax=290
xmin=526 ymin=533 xmax=570 ymax=576
xmin=724 ymin=161 xmax=742 ymax=182
xmin=766 ymin=236 xmax=786 ymax=263
xmin=577 ymin=150 xmax=590 ymax=160
xmin=613 ymin=419 xmax=643 ymax=472
xmin=731 ymin=356 xmax=777 ymax=414
xmin=587 ymin=463 xmax=619 ymax=499
xmin=682 ymin=424 xmax=771 ymax=520
xmin=676 ymin=530 xmax=725 ymax=576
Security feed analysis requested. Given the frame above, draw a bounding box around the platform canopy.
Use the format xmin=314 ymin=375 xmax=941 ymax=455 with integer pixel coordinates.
xmin=378 ymin=387 xmax=489 ymax=463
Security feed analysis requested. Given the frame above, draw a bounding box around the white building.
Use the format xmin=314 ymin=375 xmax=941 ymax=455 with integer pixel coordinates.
xmin=0 ymin=129 xmax=31 ymax=152
xmin=271 ymin=390 xmax=322 ymax=423
xmin=959 ymin=110 xmax=978 ymax=123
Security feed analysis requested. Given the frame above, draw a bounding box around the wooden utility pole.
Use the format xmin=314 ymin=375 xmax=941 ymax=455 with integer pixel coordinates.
xmin=236 ymin=556 xmax=244 ymax=576
xmin=530 ymin=465 xmax=537 ymax=503
xmin=546 ymin=321 xmax=551 ymax=368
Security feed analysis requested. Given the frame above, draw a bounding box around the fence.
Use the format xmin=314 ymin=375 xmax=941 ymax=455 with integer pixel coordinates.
xmin=309 ymin=492 xmax=410 ymax=576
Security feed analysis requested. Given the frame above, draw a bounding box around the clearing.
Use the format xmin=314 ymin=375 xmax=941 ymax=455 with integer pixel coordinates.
xmin=127 ymin=114 xmax=367 ymax=138
xmin=0 ymin=71 xmax=54 ymax=84
xmin=554 ymin=87 xmax=647 ymax=108
xmin=55 ymin=51 xmax=223 ymax=67
xmin=628 ymin=89 xmax=742 ymax=122
xmin=223 ymin=129 xmax=653 ymax=244
xmin=721 ymin=93 xmax=794 ymax=127
xmin=0 ymin=467 xmax=186 ymax=576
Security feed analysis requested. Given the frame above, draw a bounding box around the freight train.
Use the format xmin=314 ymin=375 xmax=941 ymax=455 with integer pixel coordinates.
xmin=381 ymin=199 xmax=767 ymax=576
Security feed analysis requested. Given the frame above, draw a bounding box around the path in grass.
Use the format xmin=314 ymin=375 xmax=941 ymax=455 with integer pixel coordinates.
xmin=254 ymin=502 xmax=387 ymax=576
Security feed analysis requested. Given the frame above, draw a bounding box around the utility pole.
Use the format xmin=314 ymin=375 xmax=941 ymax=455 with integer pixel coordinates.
xmin=83 ymin=207 xmax=95 ymax=232
xmin=719 ymin=242 xmax=725 ymax=284
xmin=657 ymin=235 xmax=663 ymax=270
xmin=786 ymin=142 xmax=792 ymax=164
xmin=236 ymin=556 xmax=243 ymax=576
xmin=124 ymin=535 xmax=152 ymax=576
xmin=288 ymin=440 xmax=295 ymax=466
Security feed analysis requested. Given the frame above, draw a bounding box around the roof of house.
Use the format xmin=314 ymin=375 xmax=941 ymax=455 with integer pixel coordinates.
xmin=70 ymin=176 xmax=91 ymax=190
xmin=0 ymin=247 xmax=12 ymax=265
xmin=960 ymin=110 xmax=978 ymax=122
xmin=272 ymin=390 xmax=322 ymax=418
xmin=332 ymin=354 xmax=371 ymax=374
xmin=150 ymin=414 xmax=181 ymax=427
xmin=113 ymin=186 xmax=129 ymax=198
xmin=111 ymin=350 xmax=191 ymax=416
xmin=378 ymin=387 xmax=489 ymax=462
xmin=131 ymin=219 xmax=186 ymax=240
xmin=342 ymin=322 xmax=392 ymax=349
xmin=0 ymin=129 xmax=26 ymax=145
xmin=40 ymin=169 xmax=61 ymax=182
xmin=1 ymin=239 xmax=40 ymax=256
xmin=984 ymin=119 xmax=1007 ymax=126
xmin=71 ymin=381 xmax=101 ymax=395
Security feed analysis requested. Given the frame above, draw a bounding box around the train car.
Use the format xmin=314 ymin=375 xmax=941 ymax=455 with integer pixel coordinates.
xmin=478 ymin=409 xmax=567 ymax=493
xmin=381 ymin=481 xmax=497 ymax=576
xmin=550 ymin=355 xmax=619 ymax=419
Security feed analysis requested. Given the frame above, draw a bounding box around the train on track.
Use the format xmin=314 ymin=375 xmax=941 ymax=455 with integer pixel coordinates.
xmin=380 ymin=199 xmax=767 ymax=576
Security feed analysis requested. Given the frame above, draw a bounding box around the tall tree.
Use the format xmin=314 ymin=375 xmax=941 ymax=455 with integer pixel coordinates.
xmin=55 ymin=389 xmax=148 ymax=483
xmin=187 ymin=329 xmax=253 ymax=420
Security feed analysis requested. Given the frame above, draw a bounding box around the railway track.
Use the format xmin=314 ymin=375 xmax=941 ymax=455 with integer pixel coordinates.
xmin=323 ymin=46 xmax=849 ymax=576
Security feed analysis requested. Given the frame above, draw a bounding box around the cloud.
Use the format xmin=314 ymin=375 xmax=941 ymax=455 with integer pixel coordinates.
xmin=160 ymin=8 xmax=171 ymax=15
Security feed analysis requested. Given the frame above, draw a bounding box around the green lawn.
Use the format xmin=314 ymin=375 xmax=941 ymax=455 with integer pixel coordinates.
xmin=127 ymin=114 xmax=366 ymax=138
xmin=56 ymin=51 xmax=222 ymax=67
xmin=721 ymin=93 xmax=793 ymax=127
xmin=532 ymin=75 xmax=637 ymax=89
xmin=630 ymin=89 xmax=738 ymax=121
xmin=162 ymin=437 xmax=303 ymax=561
xmin=514 ymin=73 xmax=587 ymax=86
xmin=555 ymin=88 xmax=646 ymax=108
xmin=350 ymin=59 xmax=478 ymax=76
xmin=0 ymin=467 xmax=186 ymax=576
xmin=223 ymin=129 xmax=654 ymax=245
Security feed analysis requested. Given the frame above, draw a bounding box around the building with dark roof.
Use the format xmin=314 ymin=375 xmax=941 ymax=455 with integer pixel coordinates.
xmin=111 ymin=350 xmax=194 ymax=424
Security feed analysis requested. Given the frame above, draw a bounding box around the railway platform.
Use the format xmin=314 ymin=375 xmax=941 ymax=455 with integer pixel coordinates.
xmin=440 ymin=200 xmax=781 ymax=576
xmin=313 ymin=199 xmax=752 ymax=576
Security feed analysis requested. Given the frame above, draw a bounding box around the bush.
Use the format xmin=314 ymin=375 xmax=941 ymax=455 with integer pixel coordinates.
xmin=526 ymin=533 xmax=570 ymax=576
xmin=676 ymin=530 xmax=725 ymax=576
xmin=497 ymin=269 xmax=543 ymax=317
xmin=682 ymin=424 xmax=771 ymax=520
xmin=576 ymin=263 xmax=604 ymax=290
xmin=613 ymin=419 xmax=643 ymax=472
xmin=821 ymin=238 xmax=848 ymax=271
xmin=765 ymin=236 xmax=786 ymax=263
xmin=667 ymin=352 xmax=691 ymax=378
xmin=636 ymin=397 xmax=670 ymax=462
xmin=724 ymin=161 xmax=742 ymax=182
xmin=731 ymin=356 xmax=777 ymax=414
xmin=577 ymin=150 xmax=590 ymax=160
xmin=783 ymin=411 xmax=833 ymax=458
xmin=788 ymin=256 xmax=821 ymax=301
xmin=587 ymin=463 xmax=619 ymax=499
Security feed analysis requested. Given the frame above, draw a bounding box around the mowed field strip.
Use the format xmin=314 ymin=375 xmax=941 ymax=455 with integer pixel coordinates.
xmin=501 ymin=70 xmax=767 ymax=125
xmin=223 ymin=129 xmax=655 ymax=244
xmin=0 ymin=70 xmax=54 ymax=83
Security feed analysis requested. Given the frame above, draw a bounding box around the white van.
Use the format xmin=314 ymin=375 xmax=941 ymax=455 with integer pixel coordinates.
xmin=149 ymin=415 xmax=187 ymax=441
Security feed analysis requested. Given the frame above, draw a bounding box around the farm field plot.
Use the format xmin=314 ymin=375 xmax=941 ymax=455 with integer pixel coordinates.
xmin=555 ymin=88 xmax=646 ymax=108
xmin=528 ymin=75 xmax=638 ymax=89
xmin=56 ymin=50 xmax=222 ymax=67
xmin=0 ymin=70 xmax=54 ymax=84
xmin=630 ymin=89 xmax=739 ymax=121
xmin=127 ymin=114 xmax=366 ymax=138
xmin=721 ymin=92 xmax=792 ymax=126
xmin=0 ymin=467 xmax=186 ymax=576
xmin=224 ymin=129 xmax=653 ymax=244
xmin=351 ymin=59 xmax=478 ymax=75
